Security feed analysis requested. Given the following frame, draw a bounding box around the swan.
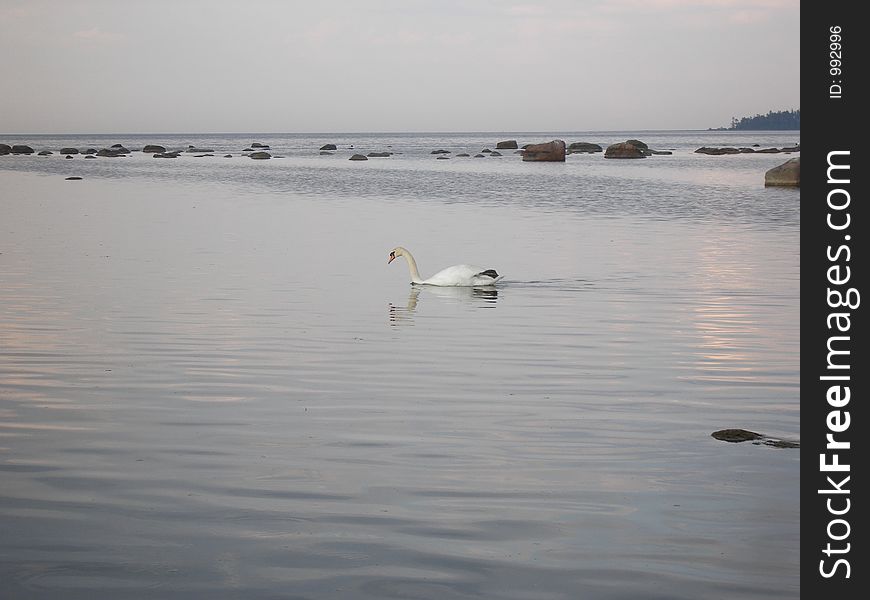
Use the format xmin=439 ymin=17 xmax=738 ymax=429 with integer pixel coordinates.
xmin=388 ymin=246 xmax=503 ymax=286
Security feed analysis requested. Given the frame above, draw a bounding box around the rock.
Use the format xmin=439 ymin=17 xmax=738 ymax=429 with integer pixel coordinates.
xmin=367 ymin=152 xmax=392 ymax=157
xmin=712 ymin=429 xmax=763 ymax=443
xmin=490 ymin=151 xmax=502 ymax=156
xmin=712 ymin=428 xmax=800 ymax=448
xmin=248 ymin=151 xmax=272 ymax=159
xmin=522 ymin=139 xmax=566 ymax=162
xmin=0 ymin=143 xmax=11 ymax=155
xmin=349 ymin=154 xmax=368 ymax=161
xmin=224 ymin=154 xmax=233 ymax=158
xmin=85 ymin=155 xmax=97 ymax=159
xmin=781 ymin=145 xmax=800 ymax=152
xmin=12 ymin=144 xmax=35 ymax=154
xmin=153 ymin=151 xmax=180 ymax=158
xmin=110 ymin=144 xmax=130 ymax=153
xmin=97 ymin=147 xmax=127 ymax=157
xmin=695 ymin=146 xmax=740 ymax=155
xmin=65 ymin=176 xmax=83 ymax=180
xmin=474 ymin=154 xmax=485 ymax=158
xmin=496 ymin=140 xmax=518 ymax=149
xmin=65 ymin=155 xmax=74 ymax=159
xmin=251 ymin=142 xmax=269 ymax=148
xmin=604 ymin=142 xmax=646 ymax=159
xmin=38 ymin=150 xmax=53 ymax=155
xmin=186 ymin=147 xmax=214 ymax=153
xmin=142 ymin=145 xmax=166 ymax=153
xmin=567 ymin=142 xmax=602 ymax=153
xmin=431 ymin=149 xmax=451 ymax=154
xmin=481 ymin=148 xmax=492 ymax=153
xmin=60 ymin=147 xmax=80 ymax=154
xmin=456 ymin=153 xmax=470 ymax=157
xmin=320 ymin=151 xmax=334 ymax=155
xmin=320 ymin=144 xmax=337 ymax=151
xmin=756 ymin=147 xmax=781 ymax=154
xmin=625 ymin=139 xmax=648 ymax=150
xmin=194 ymin=154 xmax=214 ymax=157
xmin=436 ymin=156 xmax=450 ymax=160
xmin=764 ymin=157 xmax=800 ymax=187
xmin=84 ymin=148 xmax=98 ymax=154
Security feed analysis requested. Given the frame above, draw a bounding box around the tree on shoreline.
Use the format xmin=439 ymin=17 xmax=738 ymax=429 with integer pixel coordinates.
xmin=710 ymin=109 xmax=800 ymax=131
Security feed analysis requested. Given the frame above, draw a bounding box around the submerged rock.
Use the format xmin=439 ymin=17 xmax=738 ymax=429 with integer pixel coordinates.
xmin=711 ymin=429 xmax=799 ymax=448
xmin=65 ymin=176 xmax=83 ymax=180
xmin=60 ymin=147 xmax=80 ymax=154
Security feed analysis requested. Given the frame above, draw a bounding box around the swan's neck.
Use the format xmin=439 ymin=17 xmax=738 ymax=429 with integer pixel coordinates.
xmin=400 ymin=250 xmax=424 ymax=284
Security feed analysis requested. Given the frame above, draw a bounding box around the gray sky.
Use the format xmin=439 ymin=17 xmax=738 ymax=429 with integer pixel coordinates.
xmin=1 ymin=0 xmax=799 ymax=134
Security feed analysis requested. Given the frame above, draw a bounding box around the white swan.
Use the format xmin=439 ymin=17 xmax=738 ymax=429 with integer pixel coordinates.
xmin=388 ymin=246 xmax=503 ymax=287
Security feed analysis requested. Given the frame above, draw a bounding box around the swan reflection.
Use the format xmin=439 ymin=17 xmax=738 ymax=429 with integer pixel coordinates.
xmin=389 ymin=285 xmax=499 ymax=326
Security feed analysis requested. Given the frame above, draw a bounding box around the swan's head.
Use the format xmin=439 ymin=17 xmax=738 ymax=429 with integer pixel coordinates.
xmin=388 ymin=247 xmax=406 ymax=264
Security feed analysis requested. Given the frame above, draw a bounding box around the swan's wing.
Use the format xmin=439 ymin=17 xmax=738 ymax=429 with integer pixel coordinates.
xmin=422 ymin=264 xmax=502 ymax=286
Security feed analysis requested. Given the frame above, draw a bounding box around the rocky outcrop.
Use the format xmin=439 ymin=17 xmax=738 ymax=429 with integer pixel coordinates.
xmin=0 ymin=143 xmax=11 ymax=154
xmin=604 ymin=142 xmax=646 ymax=159
xmin=60 ymin=147 xmax=80 ymax=154
xmin=11 ymin=144 xmax=35 ymax=154
xmin=142 ymin=145 xmax=166 ymax=153
xmin=522 ymin=139 xmax=566 ymax=162
xmin=567 ymin=142 xmax=602 ymax=154
xmin=367 ymin=152 xmax=392 ymax=157
xmin=496 ymin=140 xmax=518 ymax=149
xmin=320 ymin=144 xmax=337 ymax=151
xmin=248 ymin=151 xmax=271 ymax=159
xmin=431 ymin=149 xmax=450 ymax=155
xmin=764 ymin=157 xmax=800 ymax=187
xmin=251 ymin=142 xmax=269 ymax=148
xmin=153 ymin=151 xmax=181 ymax=158
xmin=695 ymin=146 xmax=741 ymax=155
xmin=349 ymin=154 xmax=368 ymax=161
xmin=38 ymin=150 xmax=53 ymax=155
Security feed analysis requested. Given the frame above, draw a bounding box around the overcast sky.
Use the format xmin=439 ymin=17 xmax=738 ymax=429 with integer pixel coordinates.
xmin=1 ymin=0 xmax=799 ymax=134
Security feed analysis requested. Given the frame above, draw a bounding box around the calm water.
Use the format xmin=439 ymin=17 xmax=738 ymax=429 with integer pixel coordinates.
xmin=1 ymin=131 xmax=799 ymax=599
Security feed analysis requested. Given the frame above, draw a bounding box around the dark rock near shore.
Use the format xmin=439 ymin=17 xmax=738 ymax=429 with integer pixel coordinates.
xmin=248 ymin=151 xmax=271 ymax=159
xmin=97 ymin=147 xmax=128 ymax=157
xmin=695 ymin=146 xmax=741 ymax=155
xmin=12 ymin=144 xmax=35 ymax=154
xmin=567 ymin=142 xmax=602 ymax=154
xmin=496 ymin=140 xmax=518 ymax=149
xmin=38 ymin=150 xmax=53 ymax=155
xmin=142 ymin=145 xmax=166 ymax=153
xmin=456 ymin=153 xmax=470 ymax=157
xmin=60 ymin=147 xmax=80 ymax=154
xmin=110 ymin=144 xmax=131 ymax=153
xmin=0 ymin=143 xmax=11 ymax=154
xmin=712 ymin=428 xmax=800 ymax=448
xmin=349 ymin=154 xmax=368 ymax=161
xmin=604 ymin=142 xmax=646 ymax=159
xmin=251 ymin=142 xmax=269 ymax=148
xmin=65 ymin=176 xmax=83 ymax=180
xmin=186 ymin=147 xmax=214 ymax=153
xmin=764 ymin=157 xmax=800 ymax=187
xmin=320 ymin=144 xmax=337 ymax=151
xmin=367 ymin=151 xmax=392 ymax=157
xmin=153 ymin=151 xmax=181 ymax=158
xmin=522 ymin=139 xmax=566 ymax=162
xmin=431 ymin=149 xmax=451 ymax=154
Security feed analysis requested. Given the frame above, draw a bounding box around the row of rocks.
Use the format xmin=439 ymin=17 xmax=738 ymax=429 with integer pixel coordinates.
xmin=695 ymin=144 xmax=800 ymax=155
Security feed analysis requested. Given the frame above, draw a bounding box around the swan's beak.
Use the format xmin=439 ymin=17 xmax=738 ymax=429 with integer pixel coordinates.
xmin=388 ymin=253 xmax=395 ymax=264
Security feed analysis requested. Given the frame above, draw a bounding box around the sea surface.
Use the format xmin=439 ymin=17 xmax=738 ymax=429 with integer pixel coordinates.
xmin=1 ymin=131 xmax=800 ymax=599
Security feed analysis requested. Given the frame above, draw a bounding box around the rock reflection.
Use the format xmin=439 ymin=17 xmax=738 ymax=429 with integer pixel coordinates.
xmin=389 ymin=286 xmax=499 ymax=326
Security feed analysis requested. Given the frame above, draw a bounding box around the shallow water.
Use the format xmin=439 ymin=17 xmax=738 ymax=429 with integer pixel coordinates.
xmin=1 ymin=131 xmax=799 ymax=599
